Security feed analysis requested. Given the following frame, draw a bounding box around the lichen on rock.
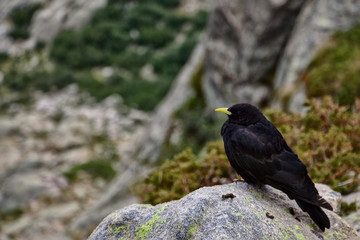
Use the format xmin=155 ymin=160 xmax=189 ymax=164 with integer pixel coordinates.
xmin=89 ymin=183 xmax=359 ymax=240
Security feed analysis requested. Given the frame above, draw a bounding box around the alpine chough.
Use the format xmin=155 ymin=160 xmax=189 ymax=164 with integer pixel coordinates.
xmin=215 ymin=103 xmax=333 ymax=231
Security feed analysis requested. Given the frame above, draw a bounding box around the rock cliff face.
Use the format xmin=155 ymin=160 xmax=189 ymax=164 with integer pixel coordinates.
xmin=203 ymin=0 xmax=305 ymax=108
xmin=0 ymin=0 xmax=106 ymax=55
xmin=273 ymin=0 xmax=360 ymax=112
xmin=88 ymin=183 xmax=359 ymax=240
xmin=30 ymin=0 xmax=106 ymax=42
xmin=203 ymin=0 xmax=360 ymax=111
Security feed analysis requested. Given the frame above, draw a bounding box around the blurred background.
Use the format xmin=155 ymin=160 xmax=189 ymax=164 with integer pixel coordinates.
xmin=0 ymin=0 xmax=359 ymax=239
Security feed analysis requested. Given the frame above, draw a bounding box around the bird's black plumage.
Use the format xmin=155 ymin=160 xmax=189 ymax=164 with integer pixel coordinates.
xmin=216 ymin=103 xmax=333 ymax=231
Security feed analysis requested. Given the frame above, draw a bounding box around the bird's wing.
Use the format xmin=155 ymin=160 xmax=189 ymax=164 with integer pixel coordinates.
xmin=228 ymin=126 xmax=328 ymax=207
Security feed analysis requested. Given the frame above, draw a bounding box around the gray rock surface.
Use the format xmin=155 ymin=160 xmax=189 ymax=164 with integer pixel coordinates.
xmin=203 ymin=0 xmax=305 ymax=108
xmin=273 ymin=0 xmax=360 ymax=112
xmin=88 ymin=183 xmax=359 ymax=240
xmin=30 ymin=0 xmax=106 ymax=42
xmin=0 ymin=85 xmax=149 ymax=240
xmin=342 ymin=191 xmax=360 ymax=208
xmin=345 ymin=210 xmax=360 ymax=234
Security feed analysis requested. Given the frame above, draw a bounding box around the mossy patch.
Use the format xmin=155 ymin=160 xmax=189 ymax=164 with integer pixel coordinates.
xmin=63 ymin=159 xmax=116 ymax=182
xmin=304 ymin=23 xmax=360 ymax=106
xmin=186 ymin=222 xmax=199 ymax=239
xmin=133 ymin=144 xmax=236 ymax=205
xmin=340 ymin=202 xmax=357 ymax=216
xmin=135 ymin=205 xmax=167 ymax=240
xmin=288 ymin=225 xmax=306 ymax=240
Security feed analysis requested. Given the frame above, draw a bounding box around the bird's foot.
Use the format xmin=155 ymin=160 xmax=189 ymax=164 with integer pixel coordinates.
xmin=233 ymin=177 xmax=245 ymax=184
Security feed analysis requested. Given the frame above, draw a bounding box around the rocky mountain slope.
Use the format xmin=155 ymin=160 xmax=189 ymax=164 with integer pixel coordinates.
xmin=1 ymin=0 xmax=360 ymax=239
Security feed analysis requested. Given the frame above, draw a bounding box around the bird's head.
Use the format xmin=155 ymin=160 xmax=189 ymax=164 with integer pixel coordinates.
xmin=215 ymin=103 xmax=264 ymax=125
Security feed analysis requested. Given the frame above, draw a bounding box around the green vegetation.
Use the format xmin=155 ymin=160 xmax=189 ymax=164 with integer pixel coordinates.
xmin=7 ymin=3 xmax=41 ymax=40
xmin=1 ymin=1 xmax=208 ymax=111
xmin=265 ymin=97 xmax=360 ymax=195
xmin=340 ymin=202 xmax=357 ymax=216
xmin=134 ymin=97 xmax=360 ymax=206
xmin=133 ymin=144 xmax=236 ymax=205
xmin=305 ymin=23 xmax=360 ymax=106
xmin=0 ymin=52 xmax=9 ymax=63
xmin=0 ymin=208 xmax=24 ymax=222
xmin=63 ymin=159 xmax=116 ymax=182
xmin=47 ymin=1 xmax=207 ymax=110
xmin=63 ymin=134 xmax=119 ymax=182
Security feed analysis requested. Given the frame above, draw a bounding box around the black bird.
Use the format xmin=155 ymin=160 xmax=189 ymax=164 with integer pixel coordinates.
xmin=215 ymin=103 xmax=333 ymax=231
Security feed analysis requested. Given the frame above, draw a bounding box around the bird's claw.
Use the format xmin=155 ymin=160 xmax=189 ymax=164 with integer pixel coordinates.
xmin=233 ymin=178 xmax=245 ymax=184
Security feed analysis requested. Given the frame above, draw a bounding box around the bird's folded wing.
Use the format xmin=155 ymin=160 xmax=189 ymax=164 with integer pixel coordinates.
xmin=229 ymin=127 xmax=324 ymax=206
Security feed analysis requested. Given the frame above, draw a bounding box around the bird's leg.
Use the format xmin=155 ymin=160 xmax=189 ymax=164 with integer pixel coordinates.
xmin=233 ymin=176 xmax=245 ymax=184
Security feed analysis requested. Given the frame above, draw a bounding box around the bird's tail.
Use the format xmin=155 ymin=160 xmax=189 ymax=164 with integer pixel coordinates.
xmin=295 ymin=199 xmax=330 ymax=231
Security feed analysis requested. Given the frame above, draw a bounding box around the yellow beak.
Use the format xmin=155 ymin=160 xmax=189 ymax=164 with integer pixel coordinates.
xmin=215 ymin=107 xmax=231 ymax=115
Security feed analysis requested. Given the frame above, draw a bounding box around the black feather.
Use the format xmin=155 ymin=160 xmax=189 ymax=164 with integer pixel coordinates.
xmin=218 ymin=103 xmax=333 ymax=231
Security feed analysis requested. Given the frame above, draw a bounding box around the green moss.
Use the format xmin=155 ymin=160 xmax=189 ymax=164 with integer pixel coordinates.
xmin=108 ymin=224 xmax=126 ymax=234
xmin=340 ymin=202 xmax=357 ymax=216
xmin=288 ymin=225 xmax=306 ymax=240
xmin=186 ymin=222 xmax=198 ymax=239
xmin=236 ymin=212 xmax=244 ymax=218
xmin=135 ymin=205 xmax=167 ymax=240
xmin=305 ymin=23 xmax=360 ymax=106
xmin=280 ymin=227 xmax=290 ymax=240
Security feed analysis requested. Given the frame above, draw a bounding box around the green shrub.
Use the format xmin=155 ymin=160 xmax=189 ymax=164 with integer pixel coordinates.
xmin=133 ymin=144 xmax=236 ymax=205
xmin=0 ymin=208 xmax=24 ymax=222
xmin=138 ymin=27 xmax=174 ymax=48
xmin=63 ymin=159 xmax=116 ymax=182
xmin=111 ymin=50 xmax=147 ymax=71
xmin=192 ymin=10 xmax=208 ymax=30
xmin=305 ymin=23 xmax=360 ymax=106
xmin=46 ymin=1 xmax=207 ymax=111
xmin=152 ymin=34 xmax=199 ymax=76
xmin=9 ymin=4 xmax=41 ymax=27
xmin=107 ymin=75 xmax=172 ymax=111
xmin=7 ymin=3 xmax=41 ymax=40
xmin=3 ymin=66 xmax=75 ymax=93
xmin=7 ymin=27 xmax=29 ymax=40
xmin=0 ymin=52 xmax=9 ymax=63
xmin=265 ymin=97 xmax=360 ymax=194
